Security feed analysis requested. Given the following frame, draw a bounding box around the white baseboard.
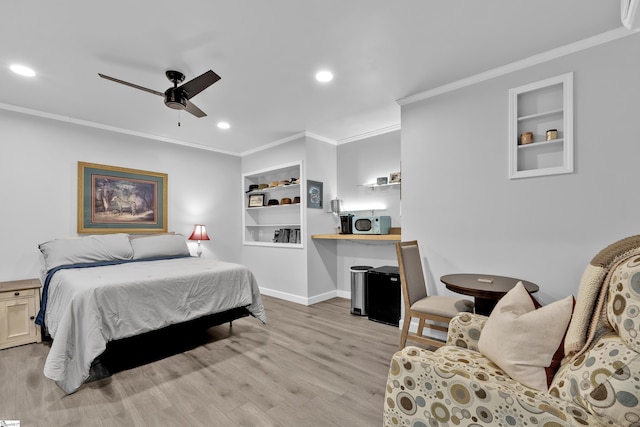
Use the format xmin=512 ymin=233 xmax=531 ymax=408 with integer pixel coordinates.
xmin=259 ymin=287 xmax=339 ymax=306
xmin=307 ymin=290 xmax=339 ymax=305
xmin=337 ymin=290 xmax=350 ymax=299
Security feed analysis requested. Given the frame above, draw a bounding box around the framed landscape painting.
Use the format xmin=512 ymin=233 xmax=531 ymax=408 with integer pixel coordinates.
xmin=77 ymin=161 xmax=168 ymax=234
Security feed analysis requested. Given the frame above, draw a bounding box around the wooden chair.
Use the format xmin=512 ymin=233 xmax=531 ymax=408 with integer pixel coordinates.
xmin=395 ymin=241 xmax=474 ymax=349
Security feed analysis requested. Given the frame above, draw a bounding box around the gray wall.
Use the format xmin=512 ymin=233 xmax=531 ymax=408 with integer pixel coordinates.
xmin=241 ymin=137 xmax=308 ymax=301
xmin=241 ymin=134 xmax=340 ymax=303
xmin=401 ymin=32 xmax=640 ymax=304
xmin=0 ymin=110 xmax=242 ymax=282
xmin=242 ymin=131 xmax=402 ymax=302
xmin=335 ymin=130 xmax=401 ymax=295
xmin=305 ymin=136 xmax=338 ymax=299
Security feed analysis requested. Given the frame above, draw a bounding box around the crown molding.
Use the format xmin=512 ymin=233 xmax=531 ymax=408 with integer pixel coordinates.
xmin=305 ymin=131 xmax=337 ymax=145
xmin=239 ymin=131 xmax=307 ymax=156
xmin=337 ymin=124 xmax=401 ymax=144
xmin=240 ymin=131 xmax=338 ymax=157
xmin=397 ymin=27 xmax=635 ymax=106
xmin=241 ymin=124 xmax=403 ymax=156
xmin=0 ymin=102 xmax=240 ymax=156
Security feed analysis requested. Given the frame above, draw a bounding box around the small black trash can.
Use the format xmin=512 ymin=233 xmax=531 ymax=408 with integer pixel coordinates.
xmin=350 ymin=266 xmax=372 ymax=315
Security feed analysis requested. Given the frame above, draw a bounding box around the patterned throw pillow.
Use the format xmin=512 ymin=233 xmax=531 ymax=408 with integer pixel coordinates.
xmin=478 ymin=282 xmax=574 ymax=391
xmin=607 ymin=255 xmax=640 ymax=353
xmin=550 ymin=333 xmax=640 ymax=426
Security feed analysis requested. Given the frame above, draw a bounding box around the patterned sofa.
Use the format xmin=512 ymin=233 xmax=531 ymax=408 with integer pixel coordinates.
xmin=384 ymin=236 xmax=640 ymax=426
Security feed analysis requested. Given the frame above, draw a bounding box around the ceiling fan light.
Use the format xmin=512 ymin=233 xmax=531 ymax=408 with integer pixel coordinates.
xmin=315 ymin=70 xmax=333 ymax=83
xmin=165 ymin=100 xmax=186 ymax=110
xmin=10 ymin=64 xmax=36 ymax=77
xmin=217 ymin=122 xmax=230 ymax=129
xmin=164 ymin=89 xmax=187 ymax=110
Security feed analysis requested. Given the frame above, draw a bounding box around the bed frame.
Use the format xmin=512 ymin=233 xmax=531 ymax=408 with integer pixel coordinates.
xmin=86 ymin=306 xmax=252 ymax=383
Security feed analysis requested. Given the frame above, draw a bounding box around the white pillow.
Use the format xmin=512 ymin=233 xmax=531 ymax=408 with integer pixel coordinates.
xmin=477 ymin=281 xmax=574 ymax=391
xmin=130 ymin=234 xmax=190 ymax=260
xmin=39 ymin=233 xmax=133 ymax=271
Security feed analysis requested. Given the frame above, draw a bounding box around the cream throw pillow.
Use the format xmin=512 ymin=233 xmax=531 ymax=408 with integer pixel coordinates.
xmin=478 ymin=281 xmax=573 ymax=391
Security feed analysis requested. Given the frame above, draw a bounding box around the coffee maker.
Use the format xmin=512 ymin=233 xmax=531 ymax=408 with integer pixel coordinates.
xmin=339 ymin=214 xmax=354 ymax=234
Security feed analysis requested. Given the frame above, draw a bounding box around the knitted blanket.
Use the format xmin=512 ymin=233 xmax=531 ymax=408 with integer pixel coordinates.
xmin=564 ymin=235 xmax=640 ymax=359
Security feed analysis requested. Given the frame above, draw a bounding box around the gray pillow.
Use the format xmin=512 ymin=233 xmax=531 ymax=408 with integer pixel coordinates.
xmin=39 ymin=233 xmax=133 ymax=271
xmin=130 ymin=234 xmax=190 ymax=260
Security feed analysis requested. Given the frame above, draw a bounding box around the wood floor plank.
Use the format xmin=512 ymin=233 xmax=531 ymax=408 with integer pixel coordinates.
xmin=0 ymin=296 xmax=401 ymax=426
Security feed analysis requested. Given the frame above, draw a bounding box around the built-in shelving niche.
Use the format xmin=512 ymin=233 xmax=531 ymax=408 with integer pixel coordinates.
xmin=508 ymin=73 xmax=573 ymax=179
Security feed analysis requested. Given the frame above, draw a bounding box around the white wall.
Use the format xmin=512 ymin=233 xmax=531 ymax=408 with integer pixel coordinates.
xmin=401 ymin=32 xmax=640 ymax=304
xmin=305 ymin=136 xmax=338 ymax=300
xmin=0 ymin=110 xmax=242 ymax=282
xmin=335 ymin=130 xmax=401 ymax=295
xmin=241 ymin=134 xmax=344 ymax=303
xmin=241 ymin=137 xmax=309 ymax=302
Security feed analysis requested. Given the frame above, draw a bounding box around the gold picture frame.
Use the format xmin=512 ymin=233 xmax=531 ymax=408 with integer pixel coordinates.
xmin=77 ymin=161 xmax=168 ymax=234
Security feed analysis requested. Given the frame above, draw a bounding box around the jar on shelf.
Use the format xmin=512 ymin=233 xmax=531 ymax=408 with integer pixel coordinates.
xmin=546 ymin=129 xmax=558 ymax=141
xmin=520 ymin=132 xmax=533 ymax=145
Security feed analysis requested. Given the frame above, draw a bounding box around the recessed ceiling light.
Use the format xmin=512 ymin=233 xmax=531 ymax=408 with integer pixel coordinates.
xmin=217 ymin=122 xmax=230 ymax=130
xmin=315 ymin=70 xmax=333 ymax=83
xmin=10 ymin=64 xmax=36 ymax=77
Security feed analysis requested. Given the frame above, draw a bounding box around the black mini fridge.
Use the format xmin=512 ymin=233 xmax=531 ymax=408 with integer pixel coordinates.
xmin=367 ymin=266 xmax=401 ymax=326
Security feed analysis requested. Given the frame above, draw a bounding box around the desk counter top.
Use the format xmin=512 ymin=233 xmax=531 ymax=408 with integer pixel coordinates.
xmin=311 ymin=228 xmax=401 ymax=241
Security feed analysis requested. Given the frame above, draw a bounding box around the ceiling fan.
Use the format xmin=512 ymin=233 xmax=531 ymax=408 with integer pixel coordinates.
xmin=98 ymin=69 xmax=221 ymax=118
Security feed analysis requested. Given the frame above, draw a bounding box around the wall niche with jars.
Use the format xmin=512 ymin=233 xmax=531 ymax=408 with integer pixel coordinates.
xmin=508 ymin=72 xmax=573 ymax=179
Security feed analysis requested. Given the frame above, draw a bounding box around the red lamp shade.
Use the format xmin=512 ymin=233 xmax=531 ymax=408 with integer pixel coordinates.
xmin=189 ymin=224 xmax=210 ymax=241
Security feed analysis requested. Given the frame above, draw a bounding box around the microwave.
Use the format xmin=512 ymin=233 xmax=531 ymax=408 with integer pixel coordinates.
xmin=352 ymin=215 xmax=391 ymax=235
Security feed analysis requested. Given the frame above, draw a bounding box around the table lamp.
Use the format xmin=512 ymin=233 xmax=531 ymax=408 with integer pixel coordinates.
xmin=189 ymin=224 xmax=210 ymax=257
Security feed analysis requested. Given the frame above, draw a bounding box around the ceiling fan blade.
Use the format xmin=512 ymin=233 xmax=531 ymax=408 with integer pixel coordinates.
xmin=180 ymin=70 xmax=221 ymax=100
xmin=184 ymin=99 xmax=207 ymax=118
xmin=98 ymin=73 xmax=164 ymax=97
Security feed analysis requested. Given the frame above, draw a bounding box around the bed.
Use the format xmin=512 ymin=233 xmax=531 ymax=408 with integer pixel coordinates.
xmin=35 ymin=233 xmax=266 ymax=394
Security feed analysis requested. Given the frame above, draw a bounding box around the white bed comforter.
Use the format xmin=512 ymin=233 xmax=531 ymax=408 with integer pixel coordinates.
xmin=43 ymin=257 xmax=266 ymax=394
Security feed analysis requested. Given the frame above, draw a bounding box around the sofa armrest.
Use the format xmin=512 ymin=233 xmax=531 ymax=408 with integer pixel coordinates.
xmin=384 ymin=346 xmax=598 ymax=426
xmin=446 ymin=312 xmax=488 ymax=351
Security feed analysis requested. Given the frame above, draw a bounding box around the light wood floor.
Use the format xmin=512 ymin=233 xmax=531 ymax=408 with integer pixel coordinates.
xmin=0 ymin=296 xmax=403 ymax=426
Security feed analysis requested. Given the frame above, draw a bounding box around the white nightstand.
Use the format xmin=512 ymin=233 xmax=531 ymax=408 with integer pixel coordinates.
xmin=0 ymin=278 xmax=42 ymax=350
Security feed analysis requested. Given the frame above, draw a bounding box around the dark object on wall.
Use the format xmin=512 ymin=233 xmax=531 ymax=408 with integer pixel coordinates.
xmin=307 ymin=180 xmax=323 ymax=209
xmin=367 ymin=266 xmax=401 ymax=326
xmin=98 ymin=69 xmax=221 ymax=118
